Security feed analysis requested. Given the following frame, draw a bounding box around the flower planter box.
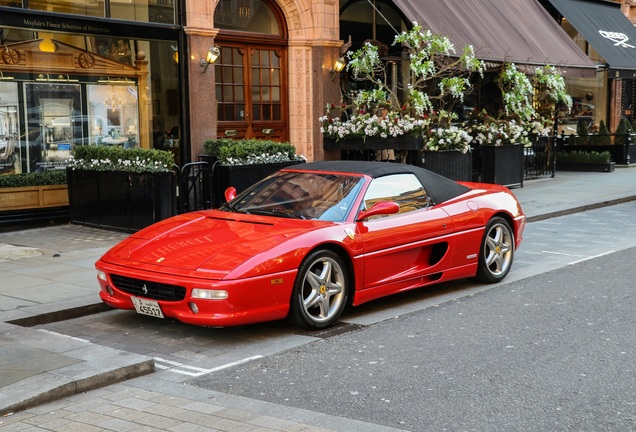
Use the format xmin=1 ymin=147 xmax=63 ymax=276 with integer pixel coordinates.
xmin=480 ymin=144 xmax=524 ymax=188
xmin=212 ymin=160 xmax=304 ymax=207
xmin=324 ymin=136 xmax=423 ymax=151
xmin=560 ymin=144 xmax=632 ymax=165
xmin=421 ymin=150 xmax=472 ymax=181
xmin=0 ymin=184 xmax=68 ymax=211
xmin=67 ymin=168 xmax=176 ymax=232
xmin=556 ymin=161 xmax=615 ymax=172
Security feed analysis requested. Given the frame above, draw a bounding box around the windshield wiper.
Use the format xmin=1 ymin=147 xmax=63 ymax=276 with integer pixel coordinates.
xmin=244 ymin=208 xmax=305 ymax=219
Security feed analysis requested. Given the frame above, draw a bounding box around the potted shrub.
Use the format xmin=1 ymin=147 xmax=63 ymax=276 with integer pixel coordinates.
xmin=201 ymin=138 xmax=305 ymax=207
xmin=0 ymin=170 xmax=68 ymax=212
xmin=320 ymin=22 xmax=484 ymax=173
xmin=66 ymin=145 xmax=176 ymax=231
xmin=421 ymin=122 xmax=473 ymax=181
xmin=472 ymin=63 xmax=572 ymax=187
xmin=556 ymin=150 xmax=614 ymax=172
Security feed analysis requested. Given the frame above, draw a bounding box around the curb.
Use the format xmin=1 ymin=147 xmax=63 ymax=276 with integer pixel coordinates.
xmin=1 ymin=358 xmax=155 ymax=416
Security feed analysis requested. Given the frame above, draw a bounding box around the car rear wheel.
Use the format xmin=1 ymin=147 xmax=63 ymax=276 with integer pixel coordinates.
xmin=288 ymin=249 xmax=349 ymax=329
xmin=475 ymin=217 xmax=514 ymax=283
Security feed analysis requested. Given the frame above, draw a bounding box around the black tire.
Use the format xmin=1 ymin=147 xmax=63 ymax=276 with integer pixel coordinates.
xmin=474 ymin=216 xmax=514 ymax=283
xmin=287 ymin=249 xmax=349 ymax=329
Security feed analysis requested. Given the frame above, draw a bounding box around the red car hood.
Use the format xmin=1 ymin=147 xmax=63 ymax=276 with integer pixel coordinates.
xmin=102 ymin=211 xmax=325 ymax=277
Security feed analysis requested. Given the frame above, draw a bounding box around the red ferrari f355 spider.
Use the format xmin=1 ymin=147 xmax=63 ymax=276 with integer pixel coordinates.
xmin=96 ymin=161 xmax=525 ymax=329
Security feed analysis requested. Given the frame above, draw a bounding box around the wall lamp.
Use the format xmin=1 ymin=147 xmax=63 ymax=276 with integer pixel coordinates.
xmin=200 ymin=46 xmax=220 ymax=73
xmin=330 ymin=57 xmax=346 ymax=81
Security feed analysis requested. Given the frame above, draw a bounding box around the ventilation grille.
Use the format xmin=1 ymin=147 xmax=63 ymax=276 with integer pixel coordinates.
xmin=111 ymin=274 xmax=186 ymax=301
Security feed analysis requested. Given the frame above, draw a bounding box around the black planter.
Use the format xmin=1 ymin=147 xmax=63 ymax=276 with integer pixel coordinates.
xmin=556 ymin=161 xmax=615 ymax=172
xmin=212 ymin=160 xmax=304 ymax=207
xmin=67 ymin=168 xmax=177 ymax=232
xmin=324 ymin=136 xmax=423 ymax=151
xmin=480 ymin=144 xmax=524 ymax=188
xmin=421 ymin=150 xmax=472 ymax=181
xmin=560 ymin=143 xmax=632 ymax=165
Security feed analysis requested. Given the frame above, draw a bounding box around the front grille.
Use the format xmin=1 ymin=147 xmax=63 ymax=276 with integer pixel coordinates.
xmin=110 ymin=274 xmax=186 ymax=301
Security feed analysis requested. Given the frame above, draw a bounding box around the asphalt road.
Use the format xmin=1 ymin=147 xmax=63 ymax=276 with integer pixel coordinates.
xmin=190 ymin=247 xmax=636 ymax=431
xmin=37 ymin=201 xmax=636 ymax=431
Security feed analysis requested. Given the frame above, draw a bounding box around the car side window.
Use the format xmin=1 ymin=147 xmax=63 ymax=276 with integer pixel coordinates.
xmin=363 ymin=173 xmax=430 ymax=217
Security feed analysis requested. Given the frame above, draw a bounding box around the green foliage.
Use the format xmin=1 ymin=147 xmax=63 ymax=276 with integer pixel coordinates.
xmin=345 ymin=23 xmax=484 ymax=121
xmin=203 ymin=139 xmax=303 ymax=165
xmin=0 ymin=170 xmax=67 ymax=188
xmin=614 ymin=118 xmax=632 ymax=146
xmin=556 ymin=150 xmax=611 ymax=164
xmin=69 ymin=145 xmax=174 ymax=172
xmin=589 ymin=120 xmax=611 ymax=145
xmin=569 ymin=118 xmax=590 ymax=145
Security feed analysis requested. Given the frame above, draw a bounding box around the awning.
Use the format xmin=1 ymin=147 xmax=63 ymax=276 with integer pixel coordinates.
xmin=547 ymin=0 xmax=636 ymax=76
xmin=391 ymin=0 xmax=597 ymax=77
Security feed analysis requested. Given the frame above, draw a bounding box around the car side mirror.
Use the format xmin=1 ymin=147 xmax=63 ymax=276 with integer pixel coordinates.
xmin=357 ymin=201 xmax=400 ymax=221
xmin=224 ymin=187 xmax=237 ymax=202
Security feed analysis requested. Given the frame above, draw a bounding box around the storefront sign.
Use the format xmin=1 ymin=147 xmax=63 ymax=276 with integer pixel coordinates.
xmin=599 ymin=30 xmax=635 ymax=49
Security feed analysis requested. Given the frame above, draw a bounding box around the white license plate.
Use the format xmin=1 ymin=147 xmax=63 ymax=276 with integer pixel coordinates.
xmin=131 ymin=297 xmax=164 ymax=319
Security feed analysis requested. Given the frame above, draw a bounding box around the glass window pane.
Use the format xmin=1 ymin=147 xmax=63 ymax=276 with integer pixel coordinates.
xmin=223 ymin=86 xmax=233 ymax=101
xmin=253 ymin=104 xmax=261 ymax=121
xmin=233 ymin=67 xmax=243 ymax=83
xmin=252 ymin=68 xmax=260 ymax=85
xmin=260 ymin=51 xmax=270 ymax=68
xmin=272 ymin=104 xmax=281 ymax=120
xmin=223 ymin=66 xmax=233 ymax=82
xmin=29 ymin=0 xmax=105 ymax=17
xmin=113 ymin=0 xmax=176 ymax=24
xmin=262 ymin=105 xmax=271 ymax=120
xmin=214 ymin=0 xmax=281 ymax=35
xmin=236 ymin=104 xmax=245 ymax=120
xmin=224 ymin=104 xmax=234 ymax=120
xmin=215 ymin=85 xmax=223 ymax=101
xmin=271 ymin=71 xmax=280 ymax=86
xmin=272 ymin=87 xmax=280 ymax=102
xmin=235 ymin=86 xmax=244 ymax=102
xmin=262 ymin=70 xmax=270 ymax=86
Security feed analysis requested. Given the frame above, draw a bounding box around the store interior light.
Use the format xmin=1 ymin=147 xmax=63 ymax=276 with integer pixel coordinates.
xmin=200 ymin=46 xmax=220 ymax=73
xmin=97 ymin=77 xmax=133 ymax=85
xmin=171 ymin=45 xmax=179 ymax=64
xmin=38 ymin=38 xmax=58 ymax=53
xmin=35 ymin=74 xmax=78 ymax=82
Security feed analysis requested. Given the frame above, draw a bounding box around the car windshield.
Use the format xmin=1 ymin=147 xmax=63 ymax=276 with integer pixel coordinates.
xmin=221 ymin=171 xmax=365 ymax=222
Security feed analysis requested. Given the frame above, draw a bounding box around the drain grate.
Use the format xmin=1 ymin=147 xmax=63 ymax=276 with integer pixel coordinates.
xmin=300 ymin=322 xmax=365 ymax=339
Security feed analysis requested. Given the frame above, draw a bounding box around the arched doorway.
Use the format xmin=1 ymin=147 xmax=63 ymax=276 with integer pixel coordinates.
xmin=214 ymin=0 xmax=288 ymax=142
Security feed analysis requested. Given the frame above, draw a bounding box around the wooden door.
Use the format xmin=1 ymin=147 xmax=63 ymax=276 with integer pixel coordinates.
xmin=215 ymin=43 xmax=288 ymax=142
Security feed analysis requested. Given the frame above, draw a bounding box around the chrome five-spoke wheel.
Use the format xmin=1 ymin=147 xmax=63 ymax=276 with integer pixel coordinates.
xmin=288 ymin=249 xmax=349 ymax=329
xmin=475 ymin=217 xmax=514 ymax=283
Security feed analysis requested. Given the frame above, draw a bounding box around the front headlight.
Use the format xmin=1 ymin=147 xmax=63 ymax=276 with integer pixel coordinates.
xmin=191 ymin=289 xmax=228 ymax=300
xmin=97 ymin=270 xmax=107 ymax=281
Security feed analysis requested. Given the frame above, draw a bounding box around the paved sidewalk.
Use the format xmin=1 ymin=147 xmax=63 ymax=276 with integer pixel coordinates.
xmin=0 ymin=167 xmax=635 ymax=430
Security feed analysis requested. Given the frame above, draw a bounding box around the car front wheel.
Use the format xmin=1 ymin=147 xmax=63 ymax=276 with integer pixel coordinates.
xmin=475 ymin=217 xmax=514 ymax=283
xmin=288 ymin=249 xmax=349 ymax=330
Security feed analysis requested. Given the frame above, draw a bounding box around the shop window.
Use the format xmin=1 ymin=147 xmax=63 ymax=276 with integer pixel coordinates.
xmin=29 ymin=0 xmax=105 ymax=17
xmin=26 ymin=0 xmax=176 ymax=24
xmin=0 ymin=82 xmax=19 ymax=175
xmin=215 ymin=0 xmax=281 ymax=35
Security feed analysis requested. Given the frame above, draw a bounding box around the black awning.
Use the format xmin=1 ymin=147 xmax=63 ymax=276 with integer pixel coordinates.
xmin=391 ymin=0 xmax=597 ymax=77
xmin=547 ymin=0 xmax=636 ymax=75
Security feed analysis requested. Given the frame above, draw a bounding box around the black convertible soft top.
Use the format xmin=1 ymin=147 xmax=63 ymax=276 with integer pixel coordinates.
xmin=286 ymin=161 xmax=472 ymax=204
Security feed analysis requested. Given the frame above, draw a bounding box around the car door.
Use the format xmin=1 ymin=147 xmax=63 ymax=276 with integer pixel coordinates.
xmin=356 ymin=173 xmax=454 ymax=291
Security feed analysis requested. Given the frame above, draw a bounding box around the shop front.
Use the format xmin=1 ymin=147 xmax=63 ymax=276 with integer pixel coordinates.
xmin=0 ymin=5 xmax=182 ymax=178
xmin=543 ymin=0 xmax=636 ymax=133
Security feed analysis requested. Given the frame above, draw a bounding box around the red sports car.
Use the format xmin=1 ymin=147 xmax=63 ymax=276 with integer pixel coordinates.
xmin=96 ymin=161 xmax=525 ymax=329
